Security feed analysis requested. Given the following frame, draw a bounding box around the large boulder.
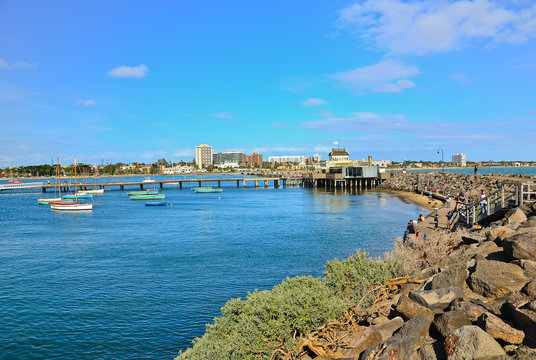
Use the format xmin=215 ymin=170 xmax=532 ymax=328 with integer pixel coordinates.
xmin=444 ymin=325 xmax=506 ymax=360
xmin=468 ymin=259 xmax=529 ymax=298
xmin=524 ymin=280 xmax=536 ymax=297
xmin=505 ymin=208 xmax=528 ymax=224
xmin=426 ymin=267 xmax=468 ymax=290
xmin=359 ymin=315 xmax=432 ymax=360
xmin=392 ymin=294 xmax=434 ymax=320
xmin=433 ymin=310 xmax=472 ymax=338
xmin=478 ymin=312 xmax=525 ymax=344
xmin=448 ymin=301 xmax=487 ymax=321
xmin=503 ymin=233 xmax=536 ymax=261
xmin=409 ymin=286 xmax=465 ymax=311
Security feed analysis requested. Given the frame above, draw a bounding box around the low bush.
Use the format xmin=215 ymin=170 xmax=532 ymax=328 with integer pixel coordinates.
xmin=177 ymin=251 xmax=404 ymax=360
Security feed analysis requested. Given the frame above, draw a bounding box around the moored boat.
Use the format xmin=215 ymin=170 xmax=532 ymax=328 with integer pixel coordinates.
xmin=194 ymin=187 xmax=223 ymax=193
xmin=38 ymin=198 xmax=74 ymax=205
xmin=145 ymin=202 xmax=167 ymax=206
xmin=130 ymin=194 xmax=166 ymax=200
xmin=127 ymin=190 xmax=159 ymax=196
xmin=78 ymin=189 xmax=104 ymax=195
xmin=50 ymin=202 xmax=93 ymax=211
xmin=63 ymin=193 xmax=94 ymax=199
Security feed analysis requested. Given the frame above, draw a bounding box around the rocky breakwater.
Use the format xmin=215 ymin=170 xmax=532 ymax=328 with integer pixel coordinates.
xmin=379 ymin=172 xmax=508 ymax=203
xmin=298 ymin=201 xmax=536 ymax=359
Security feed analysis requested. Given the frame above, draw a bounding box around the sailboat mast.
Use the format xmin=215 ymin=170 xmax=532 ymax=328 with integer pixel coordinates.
xmin=57 ymin=157 xmax=61 ymax=198
xmin=74 ymin=158 xmax=77 ymax=202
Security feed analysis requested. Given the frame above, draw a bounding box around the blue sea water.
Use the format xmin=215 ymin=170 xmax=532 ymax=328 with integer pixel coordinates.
xmin=0 ymin=180 xmax=426 ymax=359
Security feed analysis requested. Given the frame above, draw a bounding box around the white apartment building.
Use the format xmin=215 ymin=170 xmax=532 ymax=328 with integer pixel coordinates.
xmin=196 ymin=144 xmax=213 ymax=168
xmin=312 ymin=154 xmax=322 ymax=163
xmin=268 ymin=155 xmax=307 ymax=165
xmin=372 ymin=159 xmax=391 ymax=167
xmin=452 ymin=153 xmax=467 ymax=167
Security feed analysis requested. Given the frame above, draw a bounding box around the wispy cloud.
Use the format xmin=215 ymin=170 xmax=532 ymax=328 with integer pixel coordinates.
xmin=107 ymin=64 xmax=149 ymax=78
xmin=301 ymin=112 xmax=409 ymax=132
xmin=451 ymin=72 xmax=474 ymax=85
xmin=282 ymin=78 xmax=313 ymax=93
xmin=317 ymin=109 xmax=336 ymax=118
xmin=301 ymin=98 xmax=327 ymax=107
xmin=0 ymin=58 xmax=37 ymax=69
xmin=271 ymin=121 xmax=288 ymax=129
xmin=212 ymin=112 xmax=237 ymax=119
xmin=75 ymin=99 xmax=97 ymax=107
xmin=329 ymin=59 xmax=419 ymax=94
xmin=337 ymin=0 xmax=536 ymax=55
xmin=172 ymin=149 xmax=194 ymax=158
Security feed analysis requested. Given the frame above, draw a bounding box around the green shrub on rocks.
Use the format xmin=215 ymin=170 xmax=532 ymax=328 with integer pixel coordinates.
xmin=177 ymin=251 xmax=404 ymax=360
xmin=324 ymin=251 xmax=404 ymax=306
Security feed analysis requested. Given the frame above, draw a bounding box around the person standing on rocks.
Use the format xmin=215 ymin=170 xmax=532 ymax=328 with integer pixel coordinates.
xmin=434 ymin=212 xmax=439 ymax=229
xmin=480 ymin=190 xmax=487 ymax=215
xmin=474 ymin=166 xmax=478 ymax=175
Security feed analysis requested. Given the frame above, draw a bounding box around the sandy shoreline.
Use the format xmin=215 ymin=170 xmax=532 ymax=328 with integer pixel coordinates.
xmin=377 ymin=188 xmax=443 ymax=213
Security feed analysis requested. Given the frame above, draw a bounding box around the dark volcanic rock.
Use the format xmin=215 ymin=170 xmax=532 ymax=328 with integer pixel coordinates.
xmin=478 ymin=312 xmax=525 ymax=344
xmin=444 ymin=325 xmax=506 ymax=360
xmin=448 ymin=301 xmax=487 ymax=322
xmin=433 ymin=310 xmax=472 ymax=338
xmin=468 ymin=259 xmax=529 ymax=298
xmin=503 ymin=232 xmax=536 ymax=261
xmin=409 ymin=286 xmax=464 ymax=311
xmin=393 ymin=294 xmax=434 ymax=320
xmin=427 ymin=267 xmax=468 ymax=290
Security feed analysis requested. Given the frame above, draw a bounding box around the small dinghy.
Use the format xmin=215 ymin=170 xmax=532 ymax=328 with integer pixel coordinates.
xmin=145 ymin=202 xmax=167 ymax=206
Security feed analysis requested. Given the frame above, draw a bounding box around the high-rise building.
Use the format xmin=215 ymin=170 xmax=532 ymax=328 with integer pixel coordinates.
xmin=452 ymin=153 xmax=467 ymax=167
xmin=268 ymin=155 xmax=307 ymax=164
xmin=212 ymin=151 xmax=246 ymax=165
xmin=196 ymin=144 xmax=213 ymax=168
xmin=312 ymin=154 xmax=322 ymax=163
xmin=247 ymin=153 xmax=263 ymax=167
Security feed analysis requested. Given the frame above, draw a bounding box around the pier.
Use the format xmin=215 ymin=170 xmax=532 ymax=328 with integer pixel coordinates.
xmin=0 ymin=177 xmax=285 ymax=193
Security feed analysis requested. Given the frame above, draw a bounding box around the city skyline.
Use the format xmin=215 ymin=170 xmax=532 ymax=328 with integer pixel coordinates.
xmin=1 ymin=0 xmax=536 ymax=167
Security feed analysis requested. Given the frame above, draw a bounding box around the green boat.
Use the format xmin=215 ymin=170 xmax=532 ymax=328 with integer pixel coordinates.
xmin=128 ymin=190 xmax=159 ymax=196
xmin=130 ymin=194 xmax=166 ymax=200
xmin=194 ymin=187 xmax=223 ymax=193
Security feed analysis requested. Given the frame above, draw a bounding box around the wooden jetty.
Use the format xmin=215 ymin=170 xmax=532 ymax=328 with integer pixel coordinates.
xmin=30 ymin=177 xmax=283 ymax=193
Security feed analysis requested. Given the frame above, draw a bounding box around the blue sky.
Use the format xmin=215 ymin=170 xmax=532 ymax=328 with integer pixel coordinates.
xmin=1 ymin=0 xmax=535 ymax=166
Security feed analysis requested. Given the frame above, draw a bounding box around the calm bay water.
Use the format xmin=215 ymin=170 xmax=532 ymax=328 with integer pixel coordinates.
xmin=0 ymin=180 xmax=426 ymax=359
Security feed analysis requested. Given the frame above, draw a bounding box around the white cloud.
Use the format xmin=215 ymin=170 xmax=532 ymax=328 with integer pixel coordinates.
xmin=337 ymin=0 xmax=536 ymax=55
xmin=451 ymin=72 xmax=474 ymax=85
xmin=107 ymin=64 xmax=148 ymax=78
xmin=301 ymin=112 xmax=409 ymax=132
xmin=0 ymin=58 xmax=37 ymax=69
xmin=75 ymin=99 xmax=97 ymax=107
xmin=212 ymin=112 xmax=237 ymax=119
xmin=317 ymin=109 xmax=336 ymax=118
xmin=329 ymin=59 xmax=419 ymax=94
xmin=301 ymin=98 xmax=327 ymax=106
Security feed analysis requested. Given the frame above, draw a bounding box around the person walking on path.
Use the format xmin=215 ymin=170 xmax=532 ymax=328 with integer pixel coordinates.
xmin=480 ymin=189 xmax=487 ymax=215
xmin=434 ymin=212 xmax=439 ymax=229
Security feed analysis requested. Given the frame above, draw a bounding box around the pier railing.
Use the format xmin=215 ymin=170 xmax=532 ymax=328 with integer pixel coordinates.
xmin=0 ymin=182 xmax=44 ymax=191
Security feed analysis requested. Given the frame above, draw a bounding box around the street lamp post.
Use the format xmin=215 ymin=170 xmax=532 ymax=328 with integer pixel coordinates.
xmin=437 ymin=148 xmax=444 ymax=172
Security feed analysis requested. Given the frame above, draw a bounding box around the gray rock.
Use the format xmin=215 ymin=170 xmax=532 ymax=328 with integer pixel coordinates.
xmin=418 ymin=341 xmax=446 ymax=360
xmin=374 ymin=316 xmax=404 ymax=340
xmin=478 ymin=312 xmax=525 ymax=344
xmin=409 ymin=286 xmax=465 ymax=311
xmin=467 ymin=259 xmax=529 ymax=298
xmin=338 ymin=326 xmax=382 ymax=359
xmin=444 ymin=325 xmax=506 ymax=360
xmin=503 ymin=233 xmax=536 ymax=261
xmin=505 ymin=208 xmax=528 ymax=224
xmin=462 ymin=235 xmax=486 ymax=244
xmin=359 ymin=315 xmax=432 ymax=360
xmin=513 ymin=259 xmax=536 ymax=275
xmin=448 ymin=301 xmax=487 ymax=321
xmin=393 ymin=294 xmax=434 ymax=320
xmin=427 ymin=267 xmax=468 ymax=290
xmin=433 ymin=310 xmax=472 ymax=338
xmin=524 ymin=280 xmax=536 ymax=297
xmin=501 ymin=302 xmax=536 ymax=329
